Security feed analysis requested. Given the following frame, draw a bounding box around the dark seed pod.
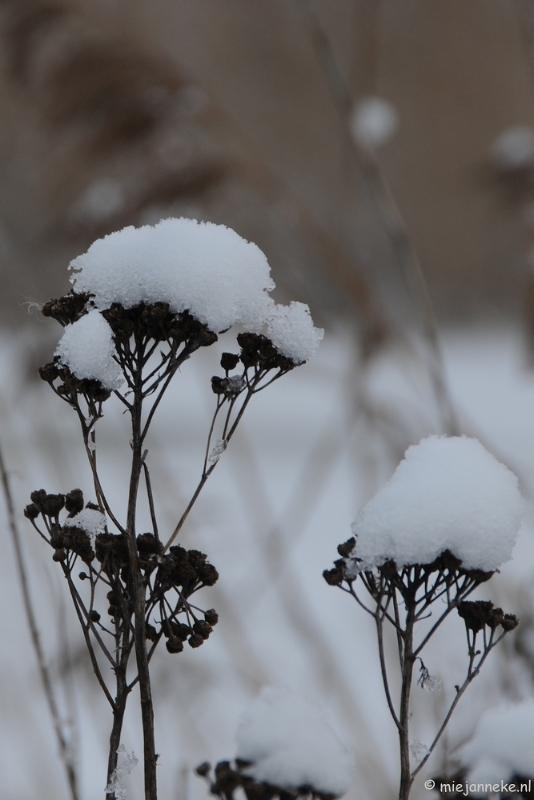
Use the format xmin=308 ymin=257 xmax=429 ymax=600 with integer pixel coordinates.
xmin=198 ymin=563 xmax=219 ymax=586
xmin=502 ymin=613 xmax=519 ymax=631
xmin=30 ymin=490 xmax=48 ymax=513
xmin=79 ymin=572 xmax=88 ymax=580
xmin=53 ymin=549 xmax=67 ymax=562
xmin=175 ymin=623 xmax=192 ymax=641
xmin=337 ymin=537 xmax=356 ymax=558
xmin=188 ymin=633 xmax=204 ymax=649
xmin=137 ymin=533 xmax=163 ymax=555
xmin=204 ymin=609 xmax=218 ymax=626
xmin=65 ymin=489 xmax=84 ymax=515
xmin=323 ymin=567 xmax=343 ymax=586
xmin=193 ymin=620 xmax=213 ymax=640
xmin=24 ymin=504 xmax=40 ymax=520
xmin=220 ymin=352 xmax=240 ymax=371
xmin=38 ymin=362 xmax=60 ymax=383
xmin=43 ymin=493 xmax=65 ymax=517
xmin=88 ymin=610 xmax=101 ymax=623
xmin=211 ymin=376 xmax=227 ymax=395
xmin=195 ymin=762 xmax=211 ymax=777
xmin=166 ymin=636 xmax=184 ymax=654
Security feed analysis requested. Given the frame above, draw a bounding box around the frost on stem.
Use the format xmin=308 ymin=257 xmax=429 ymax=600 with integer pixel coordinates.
xmin=196 ymin=687 xmax=353 ymax=800
xmin=105 ymin=745 xmax=138 ymax=800
xmin=323 ymin=436 xmax=523 ymax=800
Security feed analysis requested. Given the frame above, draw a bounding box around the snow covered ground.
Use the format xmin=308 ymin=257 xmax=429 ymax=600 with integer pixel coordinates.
xmin=1 ymin=319 xmax=534 ymax=800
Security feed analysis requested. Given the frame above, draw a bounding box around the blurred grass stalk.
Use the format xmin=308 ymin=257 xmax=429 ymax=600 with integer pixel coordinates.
xmin=0 ymin=438 xmax=80 ymax=800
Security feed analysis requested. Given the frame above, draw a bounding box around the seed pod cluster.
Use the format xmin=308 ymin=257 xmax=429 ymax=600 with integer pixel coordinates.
xmin=457 ymin=600 xmax=518 ymax=633
xmin=101 ymin=302 xmax=218 ymax=348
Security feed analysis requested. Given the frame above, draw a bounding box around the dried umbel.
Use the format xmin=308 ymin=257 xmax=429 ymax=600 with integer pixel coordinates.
xmin=29 ymin=219 xmax=322 ymax=800
xmin=324 ymin=541 xmax=519 ymax=800
xmin=324 ymin=437 xmax=523 ymax=800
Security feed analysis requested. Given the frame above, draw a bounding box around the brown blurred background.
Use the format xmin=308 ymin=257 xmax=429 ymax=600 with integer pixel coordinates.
xmin=1 ymin=0 xmax=534 ymax=334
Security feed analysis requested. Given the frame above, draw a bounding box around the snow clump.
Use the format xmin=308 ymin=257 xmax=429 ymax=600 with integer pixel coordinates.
xmin=266 ymin=301 xmax=323 ymax=364
xmin=66 ymin=507 xmax=107 ymax=537
xmin=69 ymin=217 xmax=275 ymax=333
xmin=351 ymin=435 xmax=523 ymax=571
xmin=235 ymin=686 xmax=353 ymax=797
xmin=55 ymin=309 xmax=123 ymax=390
xmin=56 ymin=218 xmax=322 ymax=379
xmin=461 ymin=701 xmax=534 ymax=787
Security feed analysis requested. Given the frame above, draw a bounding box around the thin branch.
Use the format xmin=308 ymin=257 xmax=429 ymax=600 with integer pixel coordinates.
xmin=411 ymin=630 xmax=504 ymax=780
xmin=143 ymin=462 xmax=159 ymax=542
xmin=375 ymin=611 xmax=401 ymax=730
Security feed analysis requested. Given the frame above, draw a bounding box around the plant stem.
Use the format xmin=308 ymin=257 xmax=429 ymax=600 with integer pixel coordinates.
xmin=399 ymin=609 xmax=415 ymax=800
xmin=125 ymin=340 xmax=157 ymax=800
xmin=106 ymin=668 xmax=129 ymax=795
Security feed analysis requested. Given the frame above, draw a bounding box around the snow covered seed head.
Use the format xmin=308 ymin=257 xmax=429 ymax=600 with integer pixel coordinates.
xmin=44 ymin=218 xmax=322 ymax=388
xmin=350 ymin=436 xmax=523 ymax=572
xmin=235 ymin=687 xmax=354 ymax=798
xmin=55 ymin=309 xmax=123 ymax=390
xmin=68 ymin=218 xmax=276 ymax=333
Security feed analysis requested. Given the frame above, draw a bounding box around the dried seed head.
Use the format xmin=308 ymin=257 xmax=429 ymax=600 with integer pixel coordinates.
xmin=166 ymin=636 xmax=184 ymax=654
xmin=193 ymin=620 xmax=213 ymax=640
xmin=204 ymin=609 xmax=218 ymax=625
xmin=137 ymin=532 xmax=163 ymax=555
xmin=65 ymin=489 xmax=84 ymax=515
xmin=337 ymin=537 xmax=356 ymax=558
xmin=502 ymin=613 xmax=519 ymax=631
xmin=24 ymin=503 xmax=40 ymax=520
xmin=220 ymin=352 xmax=240 ymax=371
xmin=323 ymin=566 xmax=344 ymax=586
xmin=41 ymin=292 xmax=91 ymax=326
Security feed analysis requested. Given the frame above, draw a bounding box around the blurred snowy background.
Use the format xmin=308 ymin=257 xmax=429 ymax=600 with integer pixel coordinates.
xmin=2 ymin=2 xmax=534 ymax=798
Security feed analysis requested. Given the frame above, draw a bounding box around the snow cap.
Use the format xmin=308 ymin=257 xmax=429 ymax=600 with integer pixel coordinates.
xmin=63 ymin=218 xmax=322 ymax=364
xmin=69 ymin=217 xmax=275 ymax=334
xmin=351 ymin=435 xmax=523 ymax=571
xmin=236 ymin=687 xmax=353 ymax=797
xmin=55 ymin=309 xmax=123 ymax=390
xmin=461 ymin=701 xmax=534 ymax=789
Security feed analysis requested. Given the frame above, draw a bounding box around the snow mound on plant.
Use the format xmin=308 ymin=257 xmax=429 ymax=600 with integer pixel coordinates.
xmin=66 ymin=508 xmax=107 ymax=535
xmin=461 ymin=701 xmax=534 ymax=786
xmin=55 ymin=310 xmax=123 ymax=390
xmin=236 ymin=687 xmax=353 ymax=797
xmin=351 ymin=435 xmax=523 ymax=571
xmin=66 ymin=218 xmax=322 ymax=363
xmin=265 ymin=302 xmax=323 ymax=364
